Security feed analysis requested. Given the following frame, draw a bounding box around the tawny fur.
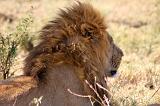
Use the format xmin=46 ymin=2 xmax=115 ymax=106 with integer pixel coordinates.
xmin=0 ymin=2 xmax=123 ymax=106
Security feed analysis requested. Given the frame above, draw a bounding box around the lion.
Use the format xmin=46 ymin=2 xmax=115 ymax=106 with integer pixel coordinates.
xmin=0 ymin=2 xmax=123 ymax=106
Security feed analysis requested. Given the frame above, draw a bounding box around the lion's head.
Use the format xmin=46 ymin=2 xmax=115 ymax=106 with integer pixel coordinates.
xmin=24 ymin=2 xmax=123 ymax=80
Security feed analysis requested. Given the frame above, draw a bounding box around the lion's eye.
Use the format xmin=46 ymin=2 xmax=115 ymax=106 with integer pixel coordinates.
xmin=81 ymin=23 xmax=96 ymax=39
xmin=83 ymin=31 xmax=96 ymax=41
xmin=84 ymin=31 xmax=92 ymax=37
xmin=82 ymin=28 xmax=92 ymax=37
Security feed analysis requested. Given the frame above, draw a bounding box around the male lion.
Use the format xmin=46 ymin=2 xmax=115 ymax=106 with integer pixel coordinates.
xmin=0 ymin=2 xmax=123 ymax=106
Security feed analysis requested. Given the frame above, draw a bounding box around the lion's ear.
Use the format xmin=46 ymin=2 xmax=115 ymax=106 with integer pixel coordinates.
xmin=81 ymin=23 xmax=96 ymax=37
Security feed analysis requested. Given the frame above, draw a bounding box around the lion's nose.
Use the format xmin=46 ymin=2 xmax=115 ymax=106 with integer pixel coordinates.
xmin=110 ymin=70 xmax=117 ymax=76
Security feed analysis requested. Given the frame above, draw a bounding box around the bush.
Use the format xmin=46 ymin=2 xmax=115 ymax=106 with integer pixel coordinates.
xmin=0 ymin=15 xmax=33 ymax=79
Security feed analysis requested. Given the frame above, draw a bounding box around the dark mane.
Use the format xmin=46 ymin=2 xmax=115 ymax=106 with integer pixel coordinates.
xmin=41 ymin=2 xmax=106 ymax=40
xmin=24 ymin=2 xmax=107 ymax=78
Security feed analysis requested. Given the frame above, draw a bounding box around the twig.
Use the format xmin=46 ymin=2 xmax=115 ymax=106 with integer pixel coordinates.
xmin=67 ymin=88 xmax=101 ymax=106
xmin=104 ymin=95 xmax=110 ymax=106
xmin=13 ymin=97 xmax=17 ymax=106
xmin=96 ymin=83 xmax=111 ymax=95
xmin=149 ymin=86 xmax=160 ymax=100
xmin=85 ymin=80 xmax=110 ymax=106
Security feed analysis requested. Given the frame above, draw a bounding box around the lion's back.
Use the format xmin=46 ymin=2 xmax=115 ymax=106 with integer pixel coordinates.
xmin=0 ymin=65 xmax=92 ymax=106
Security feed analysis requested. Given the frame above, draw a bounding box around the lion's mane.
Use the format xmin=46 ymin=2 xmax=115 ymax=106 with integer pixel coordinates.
xmin=23 ymin=2 xmax=111 ymax=105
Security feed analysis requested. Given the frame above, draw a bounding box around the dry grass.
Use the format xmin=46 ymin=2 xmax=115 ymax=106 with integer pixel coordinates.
xmin=0 ymin=0 xmax=160 ymax=105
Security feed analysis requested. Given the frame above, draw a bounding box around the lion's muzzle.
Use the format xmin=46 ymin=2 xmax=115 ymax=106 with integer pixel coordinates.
xmin=110 ymin=70 xmax=117 ymax=76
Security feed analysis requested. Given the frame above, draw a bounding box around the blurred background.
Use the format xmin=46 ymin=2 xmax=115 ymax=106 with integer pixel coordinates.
xmin=0 ymin=0 xmax=160 ymax=105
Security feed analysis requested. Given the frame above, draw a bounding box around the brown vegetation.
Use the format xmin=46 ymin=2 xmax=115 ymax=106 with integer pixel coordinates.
xmin=0 ymin=13 xmax=15 ymax=23
xmin=0 ymin=2 xmax=123 ymax=106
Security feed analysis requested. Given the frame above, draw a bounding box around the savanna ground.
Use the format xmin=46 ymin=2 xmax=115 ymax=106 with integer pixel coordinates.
xmin=0 ymin=0 xmax=160 ymax=106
